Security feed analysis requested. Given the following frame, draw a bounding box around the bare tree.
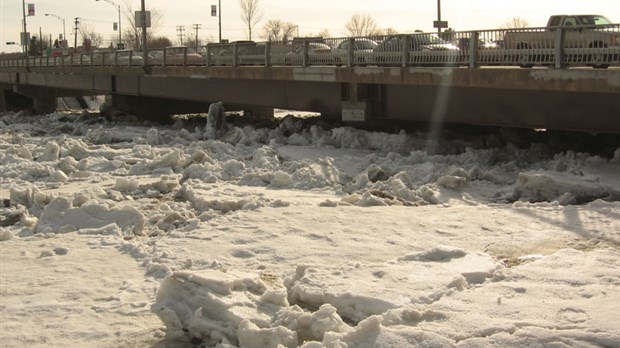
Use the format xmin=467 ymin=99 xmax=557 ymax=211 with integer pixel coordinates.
xmin=121 ymin=0 xmax=164 ymax=49
xmin=239 ymin=0 xmax=263 ymax=41
xmin=149 ymin=36 xmax=173 ymax=49
xmin=79 ymin=24 xmax=104 ymax=49
xmin=384 ymin=28 xmax=399 ymax=36
xmin=500 ymin=17 xmax=530 ymax=29
xmin=262 ymin=20 xmax=297 ymax=41
xmin=345 ymin=14 xmax=382 ymax=37
xmin=317 ymin=29 xmax=331 ymax=38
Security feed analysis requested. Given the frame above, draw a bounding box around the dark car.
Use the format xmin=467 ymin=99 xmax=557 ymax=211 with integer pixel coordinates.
xmin=373 ymin=34 xmax=459 ymax=65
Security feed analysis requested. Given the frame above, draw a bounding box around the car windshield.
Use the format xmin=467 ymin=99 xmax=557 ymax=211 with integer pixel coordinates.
xmin=577 ymin=15 xmax=612 ymax=25
xmin=413 ymin=34 xmax=445 ymax=45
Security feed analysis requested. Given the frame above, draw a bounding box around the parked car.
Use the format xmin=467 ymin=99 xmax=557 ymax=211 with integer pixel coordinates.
xmin=149 ymin=46 xmax=204 ymax=66
xmin=284 ymin=42 xmax=333 ymax=65
xmin=331 ymin=38 xmax=378 ymax=65
xmin=455 ymin=38 xmax=499 ymax=51
xmin=373 ymin=34 xmax=459 ymax=65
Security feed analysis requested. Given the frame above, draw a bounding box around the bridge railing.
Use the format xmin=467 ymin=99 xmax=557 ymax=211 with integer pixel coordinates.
xmin=2 ymin=25 xmax=619 ymax=69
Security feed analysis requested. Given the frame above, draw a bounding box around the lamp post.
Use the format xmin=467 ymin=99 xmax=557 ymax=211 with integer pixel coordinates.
xmin=45 ymin=13 xmax=66 ymax=45
xmin=21 ymin=0 xmax=27 ymax=57
xmin=95 ymin=0 xmax=122 ymax=47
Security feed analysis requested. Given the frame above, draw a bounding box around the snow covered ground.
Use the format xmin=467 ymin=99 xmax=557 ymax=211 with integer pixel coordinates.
xmin=0 ymin=109 xmax=619 ymax=348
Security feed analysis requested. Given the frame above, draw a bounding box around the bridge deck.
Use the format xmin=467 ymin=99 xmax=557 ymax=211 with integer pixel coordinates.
xmin=1 ymin=66 xmax=619 ymax=134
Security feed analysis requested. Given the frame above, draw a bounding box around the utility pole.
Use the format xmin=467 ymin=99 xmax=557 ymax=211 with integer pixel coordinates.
xmin=176 ymin=25 xmax=185 ymax=45
xmin=218 ymin=0 xmax=222 ymax=43
xmin=74 ymin=17 xmax=80 ymax=50
xmin=39 ymin=27 xmax=43 ymax=55
xmin=192 ymin=24 xmax=202 ymax=49
xmin=437 ymin=0 xmax=442 ymax=35
xmin=141 ymin=0 xmax=149 ymax=71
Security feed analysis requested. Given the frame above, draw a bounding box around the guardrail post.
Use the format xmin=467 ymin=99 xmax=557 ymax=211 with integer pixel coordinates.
xmin=400 ymin=35 xmax=409 ymax=67
xmin=90 ymin=52 xmax=94 ymax=67
xmin=233 ymin=43 xmax=239 ymax=67
xmin=129 ymin=50 xmax=133 ymax=66
xmin=347 ymin=38 xmax=354 ymax=67
xmin=79 ymin=54 xmax=84 ymax=66
xmin=70 ymin=54 xmax=74 ymax=66
xmin=554 ymin=28 xmax=565 ymax=69
xmin=302 ymin=40 xmax=309 ymax=67
xmin=163 ymin=48 xmax=168 ymax=66
xmin=469 ymin=31 xmax=480 ymax=68
xmin=114 ymin=51 xmax=119 ymax=66
xmin=183 ymin=47 xmax=188 ymax=67
xmin=265 ymin=42 xmax=271 ymax=67
xmin=206 ymin=45 xmax=212 ymax=66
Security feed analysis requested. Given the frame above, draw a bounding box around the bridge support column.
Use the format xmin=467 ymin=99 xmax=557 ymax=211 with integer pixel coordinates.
xmin=11 ymin=85 xmax=57 ymax=114
xmin=341 ymin=83 xmax=383 ymax=122
xmin=0 ymin=84 xmax=9 ymax=112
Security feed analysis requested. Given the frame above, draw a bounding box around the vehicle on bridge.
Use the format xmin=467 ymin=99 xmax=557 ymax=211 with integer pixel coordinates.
xmin=149 ymin=46 xmax=204 ymax=66
xmin=331 ymin=38 xmax=378 ymax=65
xmin=284 ymin=42 xmax=334 ymax=65
xmin=503 ymin=15 xmax=619 ymax=68
xmin=372 ymin=33 xmax=459 ymax=66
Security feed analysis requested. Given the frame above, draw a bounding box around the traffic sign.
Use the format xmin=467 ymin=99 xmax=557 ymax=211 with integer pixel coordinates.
xmin=433 ymin=21 xmax=448 ymax=29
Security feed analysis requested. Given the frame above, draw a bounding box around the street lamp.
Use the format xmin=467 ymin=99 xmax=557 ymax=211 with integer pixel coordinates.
xmin=45 ymin=13 xmax=66 ymax=45
xmin=95 ymin=0 xmax=122 ymax=47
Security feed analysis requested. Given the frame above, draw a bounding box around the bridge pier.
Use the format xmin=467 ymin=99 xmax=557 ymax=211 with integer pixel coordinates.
xmin=341 ymin=83 xmax=384 ymax=122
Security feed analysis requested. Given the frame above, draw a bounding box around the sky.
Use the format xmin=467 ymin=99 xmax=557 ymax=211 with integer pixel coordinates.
xmin=1 ymin=0 xmax=619 ymax=53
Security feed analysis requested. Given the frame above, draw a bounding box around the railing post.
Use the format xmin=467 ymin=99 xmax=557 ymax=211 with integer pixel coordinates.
xmin=302 ymin=40 xmax=309 ymax=67
xmin=469 ymin=31 xmax=480 ymax=68
xmin=129 ymin=50 xmax=133 ymax=66
xmin=206 ymin=45 xmax=212 ymax=66
xmin=265 ymin=42 xmax=271 ymax=67
xmin=163 ymin=48 xmax=168 ymax=66
xmin=347 ymin=38 xmax=355 ymax=67
xmin=90 ymin=52 xmax=94 ymax=67
xmin=233 ymin=43 xmax=239 ymax=67
xmin=70 ymin=54 xmax=74 ymax=66
xmin=401 ymin=35 xmax=409 ymax=67
xmin=183 ymin=47 xmax=188 ymax=66
xmin=554 ymin=27 xmax=565 ymax=69
xmin=114 ymin=51 xmax=119 ymax=66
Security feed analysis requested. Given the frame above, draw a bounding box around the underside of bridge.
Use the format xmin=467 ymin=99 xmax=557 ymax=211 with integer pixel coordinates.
xmin=1 ymin=67 xmax=619 ymax=133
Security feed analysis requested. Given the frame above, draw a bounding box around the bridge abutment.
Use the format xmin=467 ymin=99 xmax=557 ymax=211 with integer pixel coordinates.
xmin=4 ymin=85 xmax=57 ymax=114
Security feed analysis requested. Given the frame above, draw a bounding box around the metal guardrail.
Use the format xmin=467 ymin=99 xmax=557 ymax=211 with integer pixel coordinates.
xmin=2 ymin=25 xmax=619 ymax=69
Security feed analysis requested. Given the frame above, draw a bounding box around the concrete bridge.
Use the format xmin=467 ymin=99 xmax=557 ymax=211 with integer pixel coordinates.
xmin=1 ymin=64 xmax=619 ymax=133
